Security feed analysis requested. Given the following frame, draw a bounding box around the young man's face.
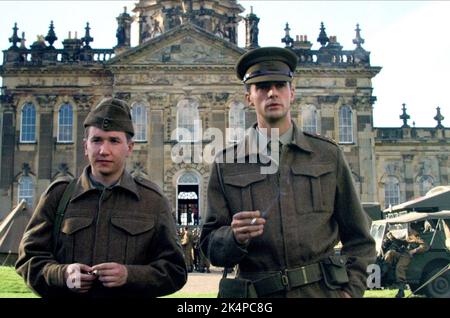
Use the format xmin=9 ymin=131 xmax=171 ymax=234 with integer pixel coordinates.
xmin=245 ymin=81 xmax=295 ymax=127
xmin=84 ymin=126 xmax=134 ymax=183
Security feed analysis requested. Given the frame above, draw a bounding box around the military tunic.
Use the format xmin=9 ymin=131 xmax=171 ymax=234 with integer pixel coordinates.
xmin=16 ymin=166 xmax=187 ymax=298
xmin=200 ymin=122 xmax=376 ymax=297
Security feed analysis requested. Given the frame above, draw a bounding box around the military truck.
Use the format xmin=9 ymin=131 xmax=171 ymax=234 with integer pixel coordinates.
xmin=370 ymin=211 xmax=450 ymax=298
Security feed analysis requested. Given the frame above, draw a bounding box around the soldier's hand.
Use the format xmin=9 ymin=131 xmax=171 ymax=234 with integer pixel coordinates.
xmin=341 ymin=291 xmax=352 ymax=298
xmin=64 ymin=263 xmax=96 ymax=293
xmin=92 ymin=262 xmax=128 ymax=288
xmin=231 ymin=210 xmax=266 ymax=245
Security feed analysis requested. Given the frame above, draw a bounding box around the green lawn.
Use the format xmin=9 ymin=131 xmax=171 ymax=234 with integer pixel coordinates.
xmin=364 ymin=289 xmax=413 ymax=298
xmin=0 ymin=266 xmax=418 ymax=298
xmin=0 ymin=266 xmax=38 ymax=298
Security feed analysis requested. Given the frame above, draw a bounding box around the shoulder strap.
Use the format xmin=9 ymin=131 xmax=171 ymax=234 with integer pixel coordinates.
xmin=53 ymin=179 xmax=77 ymax=254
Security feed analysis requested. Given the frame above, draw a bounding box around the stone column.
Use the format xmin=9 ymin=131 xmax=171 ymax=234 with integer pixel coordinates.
xmin=35 ymin=95 xmax=56 ymax=180
xmin=358 ymin=123 xmax=377 ymax=202
xmin=73 ymin=95 xmax=92 ymax=177
xmin=402 ymin=154 xmax=415 ymax=200
xmin=438 ymin=155 xmax=449 ymax=185
xmin=0 ymin=96 xmax=15 ymax=216
xmin=0 ymin=97 xmax=15 ymax=188
xmin=150 ymin=109 xmax=164 ymax=188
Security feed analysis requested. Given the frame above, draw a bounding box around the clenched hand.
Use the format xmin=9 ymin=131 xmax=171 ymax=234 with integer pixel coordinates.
xmin=91 ymin=262 xmax=128 ymax=288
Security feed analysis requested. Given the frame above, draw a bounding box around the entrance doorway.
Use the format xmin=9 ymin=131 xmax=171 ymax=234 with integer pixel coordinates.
xmin=177 ymin=172 xmax=200 ymax=226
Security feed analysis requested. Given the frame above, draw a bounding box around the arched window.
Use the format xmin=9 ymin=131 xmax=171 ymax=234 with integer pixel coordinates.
xmin=179 ymin=172 xmax=199 ymax=185
xmin=302 ymin=104 xmax=318 ymax=134
xmin=228 ymin=101 xmax=246 ymax=142
xmin=418 ymin=175 xmax=434 ymax=196
xmin=20 ymin=102 xmax=36 ymax=142
xmin=131 ymin=102 xmax=148 ymax=142
xmin=18 ymin=175 xmax=34 ymax=207
xmin=57 ymin=103 xmax=73 ymax=142
xmin=384 ymin=176 xmax=400 ymax=208
xmin=339 ymin=105 xmax=353 ymax=143
xmin=176 ymin=98 xmax=200 ymax=142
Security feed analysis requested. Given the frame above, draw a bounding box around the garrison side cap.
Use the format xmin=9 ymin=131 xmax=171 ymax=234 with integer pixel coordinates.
xmin=236 ymin=46 xmax=299 ymax=84
xmin=83 ymin=97 xmax=135 ymax=137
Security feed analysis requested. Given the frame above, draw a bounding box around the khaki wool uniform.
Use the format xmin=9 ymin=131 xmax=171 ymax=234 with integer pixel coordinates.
xmin=384 ymin=232 xmax=428 ymax=283
xmin=16 ymin=166 xmax=187 ymax=298
xmin=181 ymin=229 xmax=194 ymax=270
xmin=200 ymin=122 xmax=376 ymax=298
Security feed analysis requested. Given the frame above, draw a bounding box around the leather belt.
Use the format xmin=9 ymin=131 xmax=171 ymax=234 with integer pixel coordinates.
xmin=249 ymin=263 xmax=323 ymax=297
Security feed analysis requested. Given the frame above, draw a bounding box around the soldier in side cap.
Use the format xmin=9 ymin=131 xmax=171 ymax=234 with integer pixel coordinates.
xmin=16 ymin=98 xmax=187 ymax=298
xmin=200 ymin=47 xmax=376 ymax=298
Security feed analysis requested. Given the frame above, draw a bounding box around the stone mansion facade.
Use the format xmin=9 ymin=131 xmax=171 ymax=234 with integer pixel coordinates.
xmin=1 ymin=0 xmax=448 ymax=224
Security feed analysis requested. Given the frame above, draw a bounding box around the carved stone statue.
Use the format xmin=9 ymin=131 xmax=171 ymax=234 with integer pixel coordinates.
xmin=151 ymin=17 xmax=163 ymax=38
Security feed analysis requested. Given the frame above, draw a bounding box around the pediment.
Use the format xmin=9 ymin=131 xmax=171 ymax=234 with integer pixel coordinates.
xmin=108 ymin=23 xmax=245 ymax=66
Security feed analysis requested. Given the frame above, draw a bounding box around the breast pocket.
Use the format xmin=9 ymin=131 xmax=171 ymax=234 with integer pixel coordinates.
xmin=60 ymin=217 xmax=94 ymax=263
xmin=291 ymin=163 xmax=336 ymax=213
xmin=110 ymin=217 xmax=155 ymax=264
xmin=223 ymin=172 xmax=267 ymax=212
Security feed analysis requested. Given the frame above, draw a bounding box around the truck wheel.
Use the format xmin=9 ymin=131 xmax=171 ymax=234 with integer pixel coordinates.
xmin=423 ymin=267 xmax=450 ymax=298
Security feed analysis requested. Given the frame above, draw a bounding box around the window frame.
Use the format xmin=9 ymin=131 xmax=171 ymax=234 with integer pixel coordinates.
xmin=176 ymin=99 xmax=201 ymax=142
xmin=302 ymin=104 xmax=318 ymax=134
xmin=228 ymin=101 xmax=246 ymax=143
xmin=339 ymin=105 xmax=354 ymax=144
xmin=384 ymin=176 xmax=400 ymax=208
xmin=131 ymin=102 xmax=148 ymax=142
xmin=18 ymin=175 xmax=34 ymax=207
xmin=418 ymin=175 xmax=434 ymax=197
xmin=57 ymin=103 xmax=74 ymax=143
xmin=20 ymin=102 xmax=36 ymax=143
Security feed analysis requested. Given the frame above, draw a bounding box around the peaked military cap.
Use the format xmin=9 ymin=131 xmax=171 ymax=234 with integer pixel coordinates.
xmin=84 ymin=98 xmax=134 ymax=137
xmin=236 ymin=47 xmax=298 ymax=84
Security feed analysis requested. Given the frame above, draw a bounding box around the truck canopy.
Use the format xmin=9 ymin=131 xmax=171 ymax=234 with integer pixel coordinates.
xmin=384 ymin=186 xmax=450 ymax=213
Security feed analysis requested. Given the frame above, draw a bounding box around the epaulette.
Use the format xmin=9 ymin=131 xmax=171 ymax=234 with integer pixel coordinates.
xmin=134 ymin=176 xmax=164 ymax=197
xmin=43 ymin=176 xmax=72 ymax=196
xmin=303 ymin=131 xmax=338 ymax=147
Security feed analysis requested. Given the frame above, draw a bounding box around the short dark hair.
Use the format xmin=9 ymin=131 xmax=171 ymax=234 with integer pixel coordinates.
xmin=84 ymin=126 xmax=133 ymax=142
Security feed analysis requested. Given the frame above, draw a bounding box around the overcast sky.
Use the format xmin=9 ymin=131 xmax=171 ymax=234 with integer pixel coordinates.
xmin=1 ymin=0 xmax=449 ymax=128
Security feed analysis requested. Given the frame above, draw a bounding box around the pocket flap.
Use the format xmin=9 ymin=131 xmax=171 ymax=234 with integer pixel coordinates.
xmin=291 ymin=163 xmax=334 ymax=178
xmin=223 ymin=173 xmax=266 ymax=188
xmin=111 ymin=217 xmax=155 ymax=235
xmin=61 ymin=217 xmax=93 ymax=235
xmin=327 ymin=255 xmax=348 ymax=267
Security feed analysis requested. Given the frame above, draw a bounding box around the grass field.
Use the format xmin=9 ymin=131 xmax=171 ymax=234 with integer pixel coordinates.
xmin=0 ymin=266 xmax=415 ymax=298
xmin=0 ymin=266 xmax=38 ymax=298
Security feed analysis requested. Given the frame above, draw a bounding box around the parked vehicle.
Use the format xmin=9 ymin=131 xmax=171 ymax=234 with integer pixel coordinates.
xmin=370 ymin=211 xmax=450 ymax=297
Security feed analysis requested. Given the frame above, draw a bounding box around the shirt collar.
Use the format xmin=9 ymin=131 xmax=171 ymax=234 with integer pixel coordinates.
xmin=251 ymin=121 xmax=312 ymax=152
xmin=255 ymin=123 xmax=293 ymax=150
xmin=234 ymin=121 xmax=303 ymax=161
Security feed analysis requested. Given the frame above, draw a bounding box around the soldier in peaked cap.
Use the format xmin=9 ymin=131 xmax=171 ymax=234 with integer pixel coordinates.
xmin=201 ymin=47 xmax=376 ymax=298
xmin=16 ymin=97 xmax=187 ymax=299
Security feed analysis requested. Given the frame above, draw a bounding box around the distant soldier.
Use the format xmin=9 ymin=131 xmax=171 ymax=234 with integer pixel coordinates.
xmin=181 ymin=226 xmax=194 ymax=272
xmin=384 ymin=227 xmax=428 ymax=298
xmin=192 ymin=227 xmax=201 ymax=272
